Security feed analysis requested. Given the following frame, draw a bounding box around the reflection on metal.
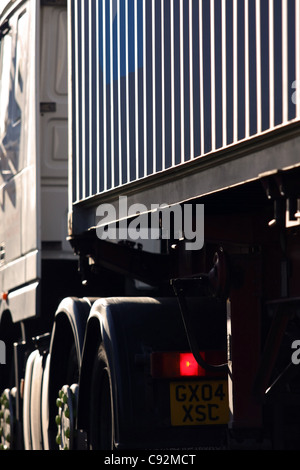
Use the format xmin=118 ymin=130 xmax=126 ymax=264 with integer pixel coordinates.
xmin=0 ymin=9 xmax=28 ymax=182
xmin=0 ymin=243 xmax=5 ymax=265
xmin=0 ymin=19 xmax=10 ymax=39
xmin=0 ymin=340 xmax=6 ymax=364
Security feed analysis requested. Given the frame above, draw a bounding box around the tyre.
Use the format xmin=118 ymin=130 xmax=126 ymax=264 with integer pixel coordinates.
xmin=89 ymin=344 xmax=114 ymax=450
xmin=23 ymin=350 xmax=39 ymax=450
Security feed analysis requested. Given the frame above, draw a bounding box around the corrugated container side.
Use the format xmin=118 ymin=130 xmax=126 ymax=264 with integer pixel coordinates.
xmin=69 ymin=0 xmax=300 ymax=210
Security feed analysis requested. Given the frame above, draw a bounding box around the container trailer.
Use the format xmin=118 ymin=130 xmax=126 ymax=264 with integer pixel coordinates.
xmin=1 ymin=0 xmax=300 ymax=450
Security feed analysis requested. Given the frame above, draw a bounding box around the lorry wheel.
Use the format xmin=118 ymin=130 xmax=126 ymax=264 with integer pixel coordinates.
xmin=23 ymin=349 xmax=49 ymax=450
xmin=23 ymin=350 xmax=40 ymax=450
xmin=55 ymin=383 xmax=78 ymax=450
xmin=89 ymin=344 xmax=114 ymax=450
xmin=0 ymin=388 xmax=16 ymax=450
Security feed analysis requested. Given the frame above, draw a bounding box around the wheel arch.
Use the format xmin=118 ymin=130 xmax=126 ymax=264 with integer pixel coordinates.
xmin=47 ymin=297 xmax=92 ymax=447
xmin=77 ymin=297 xmax=183 ymax=442
xmin=77 ymin=298 xmax=132 ymax=439
xmin=50 ymin=297 xmax=92 ymax=361
xmin=77 ymin=295 xmax=228 ymax=448
xmin=76 ymin=307 xmax=106 ymax=433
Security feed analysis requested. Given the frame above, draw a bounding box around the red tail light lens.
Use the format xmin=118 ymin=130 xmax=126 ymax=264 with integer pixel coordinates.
xmin=179 ymin=353 xmax=199 ymax=376
xmin=151 ymin=351 xmax=226 ymax=378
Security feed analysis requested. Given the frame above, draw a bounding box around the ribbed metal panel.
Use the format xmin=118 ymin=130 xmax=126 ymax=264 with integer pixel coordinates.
xmin=70 ymin=0 xmax=300 ymax=204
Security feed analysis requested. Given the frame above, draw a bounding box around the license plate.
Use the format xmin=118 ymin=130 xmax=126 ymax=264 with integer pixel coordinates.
xmin=170 ymin=380 xmax=229 ymax=426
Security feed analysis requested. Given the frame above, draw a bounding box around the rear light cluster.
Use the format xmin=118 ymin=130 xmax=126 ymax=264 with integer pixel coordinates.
xmin=151 ymin=351 xmax=226 ymax=378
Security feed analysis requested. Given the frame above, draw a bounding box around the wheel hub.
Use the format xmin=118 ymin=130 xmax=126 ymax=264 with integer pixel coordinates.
xmin=55 ymin=384 xmax=78 ymax=450
xmin=0 ymin=388 xmax=16 ymax=450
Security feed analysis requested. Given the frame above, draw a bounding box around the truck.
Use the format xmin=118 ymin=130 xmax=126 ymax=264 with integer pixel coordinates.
xmin=0 ymin=0 xmax=300 ymax=451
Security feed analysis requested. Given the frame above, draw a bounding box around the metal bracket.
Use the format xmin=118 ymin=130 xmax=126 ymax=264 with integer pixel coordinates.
xmin=260 ymin=168 xmax=300 ymax=228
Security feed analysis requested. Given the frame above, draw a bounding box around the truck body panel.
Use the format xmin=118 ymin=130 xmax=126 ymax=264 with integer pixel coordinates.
xmin=69 ymin=0 xmax=300 ymax=234
xmin=40 ymin=3 xmax=70 ymax=255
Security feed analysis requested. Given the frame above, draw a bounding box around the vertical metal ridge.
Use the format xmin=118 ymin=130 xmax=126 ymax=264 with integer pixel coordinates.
xmin=110 ymin=0 xmax=115 ymax=188
xmin=170 ymin=0 xmax=175 ymax=166
xmin=281 ymin=0 xmax=288 ymax=124
xmin=69 ymin=0 xmax=74 ymax=206
xmin=221 ymin=0 xmax=227 ymax=148
xmin=117 ymin=0 xmax=122 ymax=186
xmin=296 ymin=0 xmax=300 ymax=119
xmin=233 ymin=0 xmax=238 ymax=143
xmin=152 ymin=0 xmax=156 ymax=173
xmin=143 ymin=0 xmax=147 ymax=176
xmin=269 ymin=0 xmax=274 ymax=129
xmin=189 ymin=0 xmax=194 ymax=160
xmin=125 ymin=0 xmax=130 ymax=182
xmin=102 ymin=0 xmax=107 ymax=191
xmin=180 ymin=0 xmax=185 ymax=163
xmin=210 ymin=0 xmax=216 ymax=152
xmin=88 ymin=1 xmax=93 ymax=197
xmin=96 ymin=0 xmax=100 ymax=194
xmin=256 ymin=0 xmax=262 ymax=134
xmin=161 ymin=0 xmax=166 ymax=169
xmin=81 ymin=0 xmax=86 ymax=199
xmin=199 ymin=0 xmax=204 ymax=156
xmin=74 ymin=0 xmax=80 ymax=202
xmin=244 ymin=0 xmax=249 ymax=139
xmin=134 ymin=0 xmax=139 ymax=180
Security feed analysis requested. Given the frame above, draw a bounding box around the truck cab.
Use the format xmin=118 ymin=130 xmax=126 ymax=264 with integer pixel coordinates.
xmin=0 ymin=0 xmax=72 ymax=335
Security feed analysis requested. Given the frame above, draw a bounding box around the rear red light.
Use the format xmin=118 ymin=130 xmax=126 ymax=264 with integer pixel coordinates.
xmin=179 ymin=353 xmax=199 ymax=376
xmin=151 ymin=351 xmax=226 ymax=379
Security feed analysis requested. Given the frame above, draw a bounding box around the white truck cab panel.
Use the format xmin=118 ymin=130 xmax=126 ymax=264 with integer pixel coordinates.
xmin=39 ymin=2 xmax=70 ymax=256
xmin=0 ymin=0 xmax=69 ymax=322
xmin=0 ymin=0 xmax=39 ymax=322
